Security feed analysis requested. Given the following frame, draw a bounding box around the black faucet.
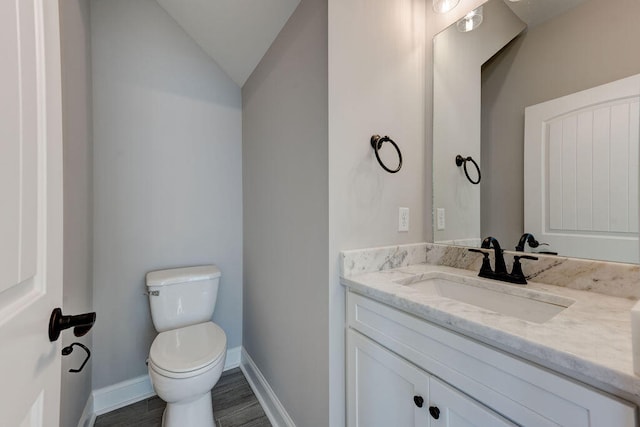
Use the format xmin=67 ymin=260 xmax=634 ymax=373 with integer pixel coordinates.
xmin=515 ymin=233 xmax=540 ymax=252
xmin=515 ymin=233 xmax=557 ymax=255
xmin=468 ymin=236 xmax=538 ymax=285
xmin=480 ymin=236 xmax=507 ymax=275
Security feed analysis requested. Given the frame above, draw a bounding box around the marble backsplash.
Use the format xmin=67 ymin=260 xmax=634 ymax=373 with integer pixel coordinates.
xmin=341 ymin=242 xmax=640 ymax=300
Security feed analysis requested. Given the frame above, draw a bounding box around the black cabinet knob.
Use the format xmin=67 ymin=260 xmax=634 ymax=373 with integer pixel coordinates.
xmin=413 ymin=395 xmax=424 ymax=408
xmin=429 ymin=406 xmax=440 ymax=419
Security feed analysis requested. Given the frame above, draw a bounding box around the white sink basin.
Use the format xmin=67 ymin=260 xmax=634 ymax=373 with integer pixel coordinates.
xmin=398 ymin=272 xmax=574 ymax=323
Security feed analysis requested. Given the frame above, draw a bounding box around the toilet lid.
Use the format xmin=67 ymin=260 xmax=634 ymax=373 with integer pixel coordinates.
xmin=150 ymin=322 xmax=226 ymax=373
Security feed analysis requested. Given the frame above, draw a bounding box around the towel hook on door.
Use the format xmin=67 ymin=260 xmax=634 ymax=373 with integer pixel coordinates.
xmin=62 ymin=342 xmax=91 ymax=373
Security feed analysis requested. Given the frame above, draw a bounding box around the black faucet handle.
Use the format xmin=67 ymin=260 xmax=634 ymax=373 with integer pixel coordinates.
xmin=510 ymin=255 xmax=538 ymax=284
xmin=468 ymin=248 xmax=493 ymax=276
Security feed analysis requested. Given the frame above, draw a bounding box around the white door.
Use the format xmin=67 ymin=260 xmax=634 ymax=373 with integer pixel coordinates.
xmin=524 ymin=73 xmax=640 ymax=263
xmin=0 ymin=0 xmax=64 ymax=426
xmin=347 ymin=330 xmax=430 ymax=427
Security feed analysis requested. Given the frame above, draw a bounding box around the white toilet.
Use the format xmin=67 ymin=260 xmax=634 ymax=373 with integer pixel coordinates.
xmin=146 ymin=265 xmax=227 ymax=427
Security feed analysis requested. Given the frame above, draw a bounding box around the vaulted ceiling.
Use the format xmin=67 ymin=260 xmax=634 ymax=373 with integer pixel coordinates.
xmin=156 ymin=0 xmax=301 ymax=87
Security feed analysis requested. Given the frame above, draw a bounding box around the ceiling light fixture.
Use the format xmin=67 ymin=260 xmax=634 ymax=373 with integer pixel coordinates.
xmin=433 ymin=0 xmax=460 ymax=14
xmin=457 ymin=6 xmax=484 ymax=32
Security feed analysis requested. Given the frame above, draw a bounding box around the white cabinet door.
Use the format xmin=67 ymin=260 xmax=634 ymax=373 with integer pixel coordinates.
xmin=429 ymin=377 xmax=516 ymax=427
xmin=0 ymin=0 xmax=64 ymax=426
xmin=347 ymin=330 xmax=514 ymax=427
xmin=347 ymin=330 xmax=430 ymax=427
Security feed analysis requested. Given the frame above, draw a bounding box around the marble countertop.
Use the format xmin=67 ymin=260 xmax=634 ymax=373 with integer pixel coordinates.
xmin=341 ymin=263 xmax=640 ymax=402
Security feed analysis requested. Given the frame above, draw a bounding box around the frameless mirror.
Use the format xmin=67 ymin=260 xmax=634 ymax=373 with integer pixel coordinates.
xmin=432 ymin=0 xmax=640 ymax=263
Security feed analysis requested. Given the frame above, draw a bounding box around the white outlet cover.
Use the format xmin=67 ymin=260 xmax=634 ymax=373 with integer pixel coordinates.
xmin=399 ymin=207 xmax=409 ymax=232
xmin=437 ymin=208 xmax=445 ymax=230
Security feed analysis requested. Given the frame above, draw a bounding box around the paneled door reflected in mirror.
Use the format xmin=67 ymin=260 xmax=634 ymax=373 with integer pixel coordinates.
xmin=432 ymin=0 xmax=640 ymax=263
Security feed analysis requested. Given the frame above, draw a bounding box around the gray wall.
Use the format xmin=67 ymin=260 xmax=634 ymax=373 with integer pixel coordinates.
xmin=60 ymin=0 xmax=94 ymax=425
xmin=242 ymin=0 xmax=329 ymax=425
xmin=91 ymin=0 xmax=243 ymax=389
xmin=244 ymin=0 xmax=430 ymax=424
xmin=481 ymin=0 xmax=640 ymax=246
xmin=328 ymin=0 xmax=427 ymax=423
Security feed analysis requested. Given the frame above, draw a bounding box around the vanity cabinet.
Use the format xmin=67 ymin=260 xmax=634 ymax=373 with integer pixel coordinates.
xmin=346 ymin=291 xmax=637 ymax=427
xmin=348 ymin=329 xmax=515 ymax=426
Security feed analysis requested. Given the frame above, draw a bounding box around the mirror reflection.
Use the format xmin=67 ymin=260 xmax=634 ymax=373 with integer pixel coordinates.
xmin=432 ymin=0 xmax=640 ymax=263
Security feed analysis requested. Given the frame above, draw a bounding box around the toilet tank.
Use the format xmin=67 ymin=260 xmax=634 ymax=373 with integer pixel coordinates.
xmin=146 ymin=265 xmax=221 ymax=332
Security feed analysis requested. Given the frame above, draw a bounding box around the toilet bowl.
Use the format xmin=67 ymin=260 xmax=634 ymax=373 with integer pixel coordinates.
xmin=146 ymin=265 xmax=227 ymax=427
xmin=148 ymin=322 xmax=226 ymax=427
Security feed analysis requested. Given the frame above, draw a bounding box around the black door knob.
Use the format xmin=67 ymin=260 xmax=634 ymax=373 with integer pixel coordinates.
xmin=413 ymin=395 xmax=424 ymax=408
xmin=48 ymin=308 xmax=96 ymax=342
xmin=429 ymin=406 xmax=440 ymax=419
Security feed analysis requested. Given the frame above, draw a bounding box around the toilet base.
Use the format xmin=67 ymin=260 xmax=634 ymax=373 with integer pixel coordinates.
xmin=162 ymin=391 xmax=214 ymax=427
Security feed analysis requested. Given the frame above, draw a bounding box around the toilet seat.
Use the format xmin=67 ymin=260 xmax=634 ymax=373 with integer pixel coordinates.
xmin=150 ymin=322 xmax=226 ymax=379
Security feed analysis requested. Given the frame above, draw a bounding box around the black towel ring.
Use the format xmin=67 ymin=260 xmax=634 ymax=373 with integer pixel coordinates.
xmin=455 ymin=154 xmax=481 ymax=184
xmin=371 ymin=135 xmax=402 ymax=173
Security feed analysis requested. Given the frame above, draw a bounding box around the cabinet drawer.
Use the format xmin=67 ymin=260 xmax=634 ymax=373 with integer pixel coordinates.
xmin=347 ymin=291 xmax=637 ymax=427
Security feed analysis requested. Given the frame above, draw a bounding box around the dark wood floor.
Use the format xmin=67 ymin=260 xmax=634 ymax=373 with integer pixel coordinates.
xmin=94 ymin=368 xmax=271 ymax=427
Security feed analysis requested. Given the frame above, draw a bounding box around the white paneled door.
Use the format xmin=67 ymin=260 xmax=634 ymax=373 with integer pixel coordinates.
xmin=525 ymin=73 xmax=640 ymax=263
xmin=0 ymin=0 xmax=63 ymax=426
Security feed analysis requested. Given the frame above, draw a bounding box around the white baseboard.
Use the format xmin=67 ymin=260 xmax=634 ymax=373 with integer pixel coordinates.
xmin=77 ymin=394 xmax=95 ymax=427
xmin=92 ymin=374 xmax=155 ymax=417
xmin=88 ymin=346 xmax=241 ymax=424
xmin=240 ymin=347 xmax=295 ymax=427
